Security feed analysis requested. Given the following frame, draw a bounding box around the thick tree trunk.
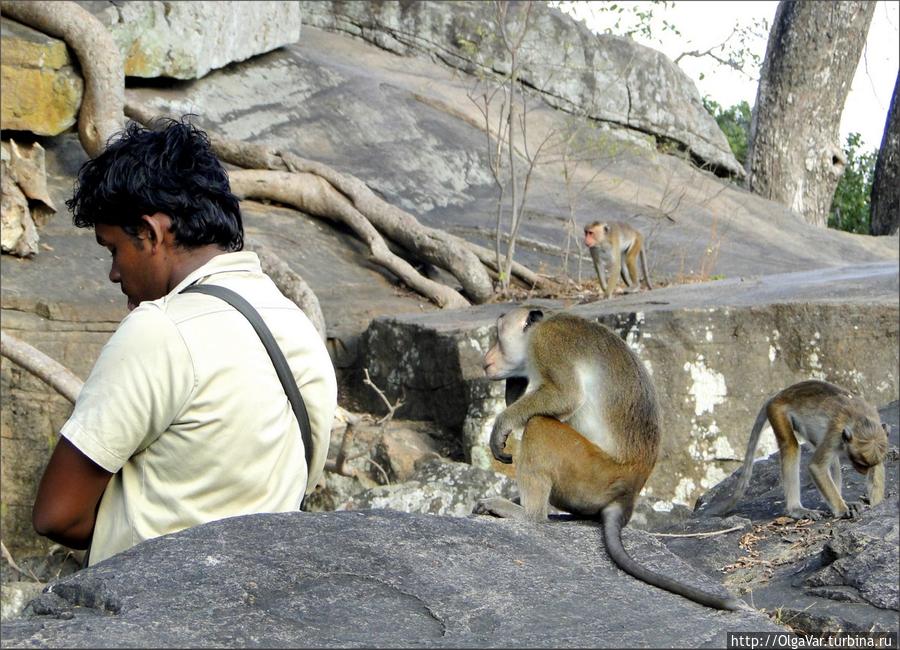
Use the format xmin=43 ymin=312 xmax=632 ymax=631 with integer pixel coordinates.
xmin=746 ymin=1 xmax=875 ymax=227
xmin=869 ymin=72 xmax=899 ymax=236
xmin=0 ymin=0 xmax=124 ymax=158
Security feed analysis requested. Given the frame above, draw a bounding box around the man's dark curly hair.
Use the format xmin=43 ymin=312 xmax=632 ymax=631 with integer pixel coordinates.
xmin=66 ymin=118 xmax=243 ymax=251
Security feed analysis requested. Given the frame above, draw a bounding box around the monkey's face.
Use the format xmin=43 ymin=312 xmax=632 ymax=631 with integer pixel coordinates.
xmin=483 ymin=308 xmax=538 ymax=379
xmin=583 ymin=223 xmax=609 ymax=249
xmin=843 ymin=419 xmax=889 ymax=474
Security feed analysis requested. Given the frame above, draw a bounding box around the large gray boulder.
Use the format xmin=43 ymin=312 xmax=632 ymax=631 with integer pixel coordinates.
xmin=0 ymin=509 xmax=785 ymax=647
xmin=304 ymin=0 xmax=744 ymax=176
xmin=78 ymin=0 xmax=302 ymax=79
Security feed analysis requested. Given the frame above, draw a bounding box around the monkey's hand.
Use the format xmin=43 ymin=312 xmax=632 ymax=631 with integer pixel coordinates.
xmin=489 ymin=422 xmax=513 ymax=464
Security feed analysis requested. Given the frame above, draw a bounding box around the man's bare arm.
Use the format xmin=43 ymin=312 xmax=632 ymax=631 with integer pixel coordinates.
xmin=32 ymin=437 xmax=113 ymax=549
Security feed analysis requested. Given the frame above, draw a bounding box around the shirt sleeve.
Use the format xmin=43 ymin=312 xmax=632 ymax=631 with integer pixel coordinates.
xmin=60 ymin=304 xmax=195 ymax=473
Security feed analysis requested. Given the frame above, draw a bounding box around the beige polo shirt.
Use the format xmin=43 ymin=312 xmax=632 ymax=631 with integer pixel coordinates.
xmin=60 ymin=252 xmax=337 ymax=565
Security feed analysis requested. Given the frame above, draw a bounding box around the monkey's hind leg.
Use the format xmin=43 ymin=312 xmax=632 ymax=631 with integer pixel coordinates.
xmin=622 ymin=246 xmax=640 ymax=293
xmin=474 ymin=416 xmax=563 ymax=523
xmin=474 ymin=496 xmax=527 ymax=520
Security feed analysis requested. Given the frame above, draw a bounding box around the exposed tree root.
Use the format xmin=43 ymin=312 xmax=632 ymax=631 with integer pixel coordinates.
xmin=0 ymin=331 xmax=83 ymax=403
xmin=247 ymin=237 xmax=328 ymax=340
xmin=0 ymin=0 xmax=124 ymax=157
xmin=126 ymin=103 xmax=548 ymax=303
xmin=126 ymin=103 xmax=483 ymax=307
xmin=230 ymin=170 xmax=469 ymax=309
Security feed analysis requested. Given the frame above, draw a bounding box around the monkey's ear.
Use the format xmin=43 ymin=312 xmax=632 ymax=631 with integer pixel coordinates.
xmin=525 ymin=309 xmax=544 ymax=330
xmin=882 ymin=423 xmax=891 ymax=435
xmin=602 ymin=224 xmax=610 ymax=234
xmin=842 ymin=428 xmax=853 ymax=443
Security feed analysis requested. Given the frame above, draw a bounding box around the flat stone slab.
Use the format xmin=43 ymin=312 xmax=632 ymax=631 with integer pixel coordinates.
xmin=0 ymin=509 xmax=785 ymax=648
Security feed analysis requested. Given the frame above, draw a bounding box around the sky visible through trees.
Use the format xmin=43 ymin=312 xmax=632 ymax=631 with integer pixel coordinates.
xmin=557 ymin=0 xmax=899 ymax=152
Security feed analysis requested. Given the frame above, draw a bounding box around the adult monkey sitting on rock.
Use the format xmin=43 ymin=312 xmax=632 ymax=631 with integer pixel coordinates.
xmin=31 ymin=119 xmax=338 ymax=566
xmin=477 ymin=306 xmax=748 ymax=611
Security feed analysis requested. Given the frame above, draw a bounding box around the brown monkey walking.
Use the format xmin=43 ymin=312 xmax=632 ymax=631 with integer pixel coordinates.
xmin=478 ymin=306 xmax=746 ymax=611
xmin=583 ymin=221 xmax=653 ymax=299
xmin=706 ymin=380 xmax=888 ymax=520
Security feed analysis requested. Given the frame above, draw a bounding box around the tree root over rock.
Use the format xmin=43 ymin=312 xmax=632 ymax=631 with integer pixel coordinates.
xmin=0 ymin=0 xmax=124 ymax=158
xmin=126 ymin=103 xmax=551 ymax=307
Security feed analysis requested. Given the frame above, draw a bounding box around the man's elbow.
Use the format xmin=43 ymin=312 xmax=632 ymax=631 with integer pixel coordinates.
xmin=32 ymin=505 xmax=92 ymax=550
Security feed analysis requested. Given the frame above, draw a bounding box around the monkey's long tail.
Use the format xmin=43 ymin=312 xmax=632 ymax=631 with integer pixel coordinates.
xmin=601 ymin=503 xmax=748 ymax=612
xmin=705 ymin=402 xmax=771 ymax=516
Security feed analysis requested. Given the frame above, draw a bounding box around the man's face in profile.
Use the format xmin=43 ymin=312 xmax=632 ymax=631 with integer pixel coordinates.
xmin=95 ymin=221 xmax=169 ymax=311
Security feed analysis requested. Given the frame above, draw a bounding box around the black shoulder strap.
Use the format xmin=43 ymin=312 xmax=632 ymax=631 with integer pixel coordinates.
xmin=180 ymin=283 xmax=314 ymax=485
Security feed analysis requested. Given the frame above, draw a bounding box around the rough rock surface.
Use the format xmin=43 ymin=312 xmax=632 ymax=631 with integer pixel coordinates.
xmin=0 ymin=17 xmax=83 ymax=135
xmin=1 ymin=582 xmax=44 ymax=622
xmin=0 ymin=509 xmax=785 ymax=648
xmin=77 ymin=0 xmax=302 ymax=80
xmin=337 ymin=457 xmax=517 ymax=516
xmin=359 ymin=264 xmax=899 ymax=503
xmin=304 ymin=0 xmax=743 ymax=175
xmin=660 ymin=401 xmax=900 ymax=637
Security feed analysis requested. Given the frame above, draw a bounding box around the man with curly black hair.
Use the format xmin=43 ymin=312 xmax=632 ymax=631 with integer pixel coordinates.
xmin=32 ymin=119 xmax=337 ymax=566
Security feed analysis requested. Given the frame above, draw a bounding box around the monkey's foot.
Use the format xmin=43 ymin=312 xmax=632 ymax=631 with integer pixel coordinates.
xmin=473 ymin=497 xmax=523 ymax=519
xmin=786 ymin=507 xmax=826 ymax=521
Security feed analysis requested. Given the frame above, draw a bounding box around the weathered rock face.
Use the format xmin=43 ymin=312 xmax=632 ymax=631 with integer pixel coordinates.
xmin=0 ymin=509 xmax=785 ymax=647
xmin=359 ymin=264 xmax=900 ymax=506
xmin=336 ymin=457 xmax=517 ymax=516
xmin=1 ymin=140 xmax=57 ymax=257
xmin=666 ymin=401 xmax=900 ymax=637
xmin=0 ymin=307 xmax=118 ymax=554
xmin=1 ymin=582 xmax=44 ymax=623
xmin=78 ymin=0 xmax=302 ymax=80
xmin=0 ymin=17 xmax=83 ymax=135
xmin=304 ymin=0 xmax=743 ymax=176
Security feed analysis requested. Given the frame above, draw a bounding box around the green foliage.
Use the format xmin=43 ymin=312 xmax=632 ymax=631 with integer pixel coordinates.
xmin=699 ymin=100 xmax=877 ymax=233
xmin=828 ymin=132 xmax=878 ymax=234
xmin=702 ymin=97 xmax=751 ymax=165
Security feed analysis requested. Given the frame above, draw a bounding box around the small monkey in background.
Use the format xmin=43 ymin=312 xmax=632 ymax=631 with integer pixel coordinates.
xmin=706 ymin=380 xmax=889 ymax=520
xmin=478 ymin=306 xmax=746 ymax=611
xmin=583 ymin=221 xmax=653 ymax=299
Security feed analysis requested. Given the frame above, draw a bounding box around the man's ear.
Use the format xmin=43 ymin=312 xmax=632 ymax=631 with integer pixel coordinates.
xmin=140 ymin=212 xmax=171 ymax=249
